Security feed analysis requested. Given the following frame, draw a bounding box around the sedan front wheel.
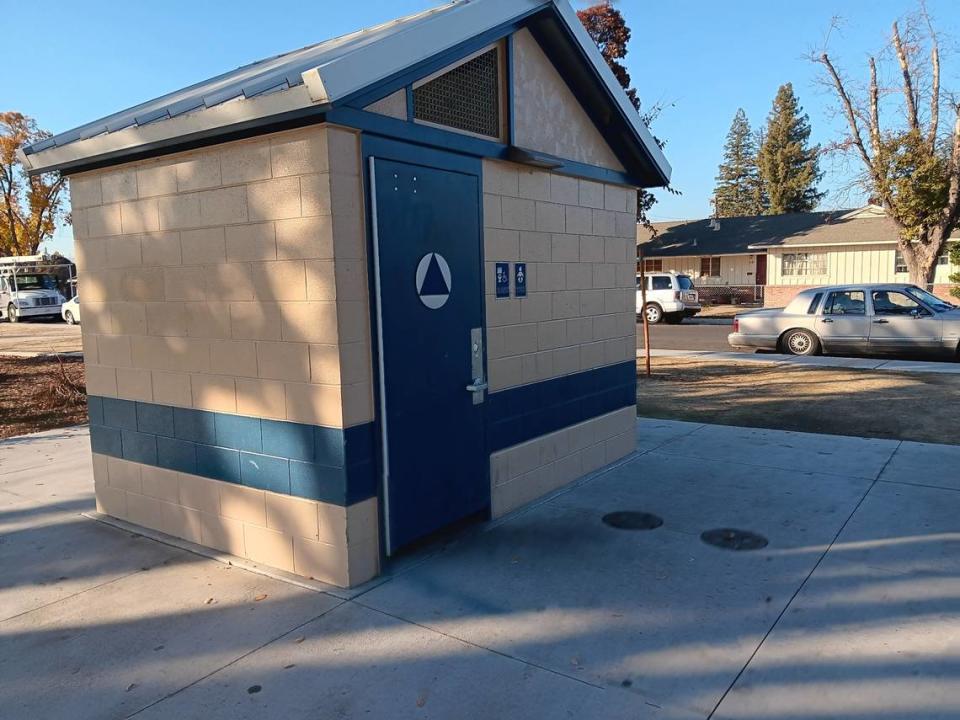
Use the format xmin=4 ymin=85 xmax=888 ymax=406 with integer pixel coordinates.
xmin=782 ymin=328 xmax=820 ymax=356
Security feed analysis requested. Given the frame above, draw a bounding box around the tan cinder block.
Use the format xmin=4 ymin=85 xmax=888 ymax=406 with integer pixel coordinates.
xmin=126 ymin=492 xmax=162 ymax=530
xmin=97 ymin=334 xmax=132 ymax=367
xmin=270 ymin=130 xmax=329 ymax=177
xmin=300 ymin=174 xmax=333 ymax=217
xmin=140 ymin=466 xmax=180 ymax=503
xmin=327 ymin=126 xmax=361 ymax=174
xmin=580 ymin=341 xmax=605 ymax=369
xmin=565 ymin=206 xmax=592 ymax=235
xmin=335 ymin=301 xmax=368 ymax=344
xmin=104 ymin=236 xmax=142 ymax=268
xmin=108 ymin=302 xmax=147 ymax=335
xmin=483 ymin=161 xmax=519 ymax=196
xmin=72 ymin=209 xmax=91 ymax=241
xmin=341 ymin=382 xmax=373 ymax=426
xmin=566 ymin=263 xmax=592 ymax=290
xmin=309 ymin=344 xmax=340 ymax=385
xmin=518 ymin=169 xmax=551 ymax=201
xmin=280 ymin=302 xmax=338 ymax=344
xmin=332 ymin=209 xmax=365 ymax=260
xmin=501 ymin=196 xmax=536 ymax=231
xmin=205 ymin=264 xmax=254 ymax=302
xmin=604 ymin=184 xmax=629 ymax=212
xmin=551 ymin=234 xmax=579 ymax=263
xmin=101 ymin=168 xmax=138 ymax=203
xmin=317 ymin=503 xmax=348 ymax=546
xmin=122 ymin=268 xmax=165 ymax=302
xmin=164 ymin=267 xmax=207 ymax=302
xmin=579 ymin=180 xmax=605 ymax=209
xmin=131 ymin=335 xmax=209 ymax=373
xmin=140 ymin=231 xmax=182 ymax=266
xmin=181 ymin=227 xmax=226 ymax=265
xmin=159 ymin=193 xmax=202 ymax=230
xmin=535 ymin=202 xmax=565 ymax=233
xmin=74 ymin=238 xmax=107 ymax=270
xmin=81 ymin=270 xmax=120 ymax=302
xmin=519 ymin=231 xmax=551 ymax=262
xmin=186 ymin=302 xmax=230 ymax=339
xmin=176 ymin=154 xmax=222 ymax=192
xmin=592 ymin=209 xmax=616 ymax=237
xmin=604 ymin=236 xmax=629 ymax=264
xmin=210 ymin=339 xmax=258 ymax=378
xmin=70 ymin=174 xmax=102 ymax=209
xmin=108 ymin=457 xmax=142 ymax=492
xmin=81 ymin=332 xmax=99 ymax=364
xmin=579 ymin=289 xmax=605 ymax=317
xmin=160 ymin=501 xmax=203 ymax=544
xmin=244 ymin=524 xmax=295 ymax=573
xmin=247 ymin=176 xmax=301 ymax=221
xmin=551 ymin=290 xmax=579 ymax=319
xmin=347 ymin=540 xmax=380 ymax=586
xmin=252 ymin=260 xmax=307 ymax=302
xmin=339 ymin=341 xmax=372 ymax=386
xmin=346 ymin=498 xmax=379 ymax=547
xmin=146 ymin=302 xmax=187 ymax=337
xmin=258 ymin=342 xmax=310 ymax=383
xmin=179 ymin=473 xmax=221 ymax=515
xmin=95 ymin=483 xmax=127 ymax=519
xmin=486 ymin=229 xmax=519 ymax=261
xmin=88 ymin=204 xmax=124 ymax=238
xmin=191 ymin=374 xmax=237 ymax=413
xmin=330 ymin=173 xmax=361 ymax=218
xmin=137 ymin=163 xmax=177 ymax=198
xmin=220 ymin=483 xmax=267 ymax=526
xmin=485 ymin=295 xmax=521 ymax=327
xmin=230 ymin=302 xmax=282 ymax=341
xmin=305 ymin=260 xmax=336 ymax=301
xmin=616 ymin=212 xmax=637 ymax=238
xmin=550 ymin=174 xmax=579 ymax=205
xmin=293 ymin=536 xmax=348 ymax=586
xmin=488 ymin=356 xmax=522 ymax=392
xmin=592 ymin=263 xmax=615 ymax=288
xmin=483 ymin=193 xmax=501 ymax=227
xmin=284 ymin=383 xmax=343 ymax=427
xmin=120 ymin=199 xmax=160 ymax=234
xmin=200 ymin=512 xmax=246 ymax=556
xmin=220 ymin=141 xmax=271 ymax=185
xmin=152 ymin=371 xmax=193 ymax=407
xmin=85 ymin=365 xmax=118 ymax=396
xmin=276 ymin=216 xmax=334 ymax=259
xmin=199 ymin=186 xmax=248 ymax=226
xmin=581 ymin=236 xmax=606 ymax=264
xmin=225 ymin=222 xmax=277 ymax=262
xmin=266 ymin=494 xmax=319 ymax=541
xmin=117 ymin=367 xmax=154 ymax=401
xmin=236 ymin=378 xmax=287 ymax=419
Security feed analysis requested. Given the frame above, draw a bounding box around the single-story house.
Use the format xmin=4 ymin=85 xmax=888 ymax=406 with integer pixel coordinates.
xmin=638 ymin=206 xmax=959 ymax=306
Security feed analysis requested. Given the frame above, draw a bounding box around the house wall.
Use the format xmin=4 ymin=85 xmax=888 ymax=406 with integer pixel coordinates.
xmin=645 ymin=254 xmax=759 ymax=286
xmin=765 ymin=244 xmax=959 ymax=306
xmin=481 ymin=159 xmax=637 ymax=517
xmin=511 ymin=28 xmax=624 ymax=172
xmin=71 ymin=125 xmax=379 ymax=587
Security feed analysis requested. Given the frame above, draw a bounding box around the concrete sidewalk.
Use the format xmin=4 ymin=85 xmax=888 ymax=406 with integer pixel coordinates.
xmin=642 ymin=347 xmax=960 ymax=374
xmin=2 ymin=421 xmax=959 ymax=719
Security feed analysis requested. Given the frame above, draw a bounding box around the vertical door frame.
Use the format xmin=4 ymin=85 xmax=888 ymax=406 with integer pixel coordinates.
xmin=361 ymin=135 xmax=489 ymax=557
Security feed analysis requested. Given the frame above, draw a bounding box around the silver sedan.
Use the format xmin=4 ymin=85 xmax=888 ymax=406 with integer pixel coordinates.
xmin=728 ymin=284 xmax=960 ymax=357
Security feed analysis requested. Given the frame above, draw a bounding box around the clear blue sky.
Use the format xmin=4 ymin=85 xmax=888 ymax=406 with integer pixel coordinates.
xmin=7 ymin=0 xmax=959 ymax=256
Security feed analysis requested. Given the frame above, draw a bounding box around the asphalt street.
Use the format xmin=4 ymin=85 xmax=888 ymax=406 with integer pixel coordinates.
xmin=635 ymin=321 xmax=744 ymax=352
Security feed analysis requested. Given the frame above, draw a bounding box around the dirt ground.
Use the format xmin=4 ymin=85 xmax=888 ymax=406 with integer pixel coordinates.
xmin=0 ymin=319 xmax=82 ymax=356
xmin=638 ymin=356 xmax=960 ymax=445
xmin=0 ymin=356 xmax=87 ymax=438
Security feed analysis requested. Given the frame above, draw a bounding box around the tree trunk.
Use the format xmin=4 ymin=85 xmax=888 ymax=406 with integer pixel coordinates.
xmin=900 ymin=238 xmax=939 ymax=286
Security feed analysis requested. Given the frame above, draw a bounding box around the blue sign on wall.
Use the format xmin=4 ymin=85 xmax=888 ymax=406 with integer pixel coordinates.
xmin=514 ymin=263 xmax=527 ymax=297
xmin=495 ymin=262 xmax=510 ymax=298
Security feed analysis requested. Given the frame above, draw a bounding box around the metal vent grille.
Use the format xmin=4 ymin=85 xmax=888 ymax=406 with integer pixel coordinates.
xmin=413 ymin=48 xmax=501 ymax=138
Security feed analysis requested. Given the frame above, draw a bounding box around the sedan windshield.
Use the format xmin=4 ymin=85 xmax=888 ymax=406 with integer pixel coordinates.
xmin=905 ymin=286 xmax=955 ymax=312
xmin=677 ymin=275 xmax=694 ymax=290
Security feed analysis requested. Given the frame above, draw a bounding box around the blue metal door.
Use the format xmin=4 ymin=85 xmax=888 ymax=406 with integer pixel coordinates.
xmin=371 ymin=157 xmax=488 ymax=553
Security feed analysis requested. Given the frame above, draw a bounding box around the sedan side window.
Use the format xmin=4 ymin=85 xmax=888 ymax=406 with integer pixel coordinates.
xmin=823 ymin=290 xmax=866 ymax=315
xmin=872 ymin=290 xmax=926 ymax=316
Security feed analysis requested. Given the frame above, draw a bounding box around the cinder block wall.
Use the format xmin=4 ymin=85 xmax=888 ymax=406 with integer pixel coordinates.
xmin=71 ymin=125 xmax=379 ymax=587
xmin=482 ymin=159 xmax=637 ymax=516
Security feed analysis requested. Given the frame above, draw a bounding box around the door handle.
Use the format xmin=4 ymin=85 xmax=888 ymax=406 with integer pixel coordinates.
xmin=873 ymin=319 xmax=889 ymax=324
xmin=822 ymin=318 xmax=834 ymax=323
xmin=466 ymin=379 xmax=488 ymax=393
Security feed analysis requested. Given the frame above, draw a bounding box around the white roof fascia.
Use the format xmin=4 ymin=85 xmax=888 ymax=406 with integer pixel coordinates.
xmin=301 ymin=0 xmax=546 ymax=104
xmin=748 ymin=240 xmax=899 ymax=250
xmin=549 ymin=0 xmax=671 ymax=183
xmin=20 ymin=86 xmax=314 ymax=173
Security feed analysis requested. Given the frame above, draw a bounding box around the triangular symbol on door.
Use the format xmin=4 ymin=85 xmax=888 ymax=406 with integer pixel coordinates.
xmin=419 ymin=253 xmax=449 ymax=296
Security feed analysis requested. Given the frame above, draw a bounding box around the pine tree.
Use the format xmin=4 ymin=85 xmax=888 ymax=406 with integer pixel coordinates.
xmin=758 ymin=83 xmax=824 ymax=214
xmin=713 ymin=109 xmax=765 ymax=217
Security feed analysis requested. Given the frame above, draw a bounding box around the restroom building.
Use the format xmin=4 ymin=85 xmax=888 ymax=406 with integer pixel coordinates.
xmin=21 ymin=0 xmax=671 ymax=586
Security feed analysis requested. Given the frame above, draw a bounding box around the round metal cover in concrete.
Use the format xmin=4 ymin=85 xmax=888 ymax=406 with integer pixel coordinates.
xmin=601 ymin=511 xmax=663 ymax=530
xmin=700 ymin=528 xmax=768 ymax=551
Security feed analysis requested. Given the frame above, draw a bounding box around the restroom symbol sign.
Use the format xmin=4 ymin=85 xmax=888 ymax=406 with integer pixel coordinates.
xmin=495 ymin=262 xmax=510 ymax=298
xmin=515 ymin=263 xmax=527 ymax=297
xmin=415 ymin=252 xmax=452 ymax=309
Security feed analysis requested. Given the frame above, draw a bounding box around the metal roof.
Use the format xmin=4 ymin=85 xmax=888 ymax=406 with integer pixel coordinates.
xmin=21 ymin=0 xmax=670 ymax=185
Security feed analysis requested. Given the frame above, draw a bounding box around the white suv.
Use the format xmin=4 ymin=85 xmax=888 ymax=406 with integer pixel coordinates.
xmin=637 ymin=271 xmax=701 ymax=324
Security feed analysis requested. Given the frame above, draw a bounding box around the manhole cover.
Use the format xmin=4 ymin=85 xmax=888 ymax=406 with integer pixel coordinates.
xmin=602 ymin=511 xmax=663 ymax=530
xmin=700 ymin=528 xmax=768 ymax=551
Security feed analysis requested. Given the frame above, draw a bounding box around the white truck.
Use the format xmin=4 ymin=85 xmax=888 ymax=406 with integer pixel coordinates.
xmin=0 ymin=256 xmax=67 ymax=323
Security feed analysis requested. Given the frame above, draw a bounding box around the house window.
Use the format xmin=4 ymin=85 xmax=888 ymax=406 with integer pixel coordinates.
xmin=643 ymin=258 xmax=662 ymax=273
xmin=782 ymin=252 xmax=826 ymax=276
xmin=699 ymin=257 xmax=721 ymax=277
xmin=895 ymin=248 xmax=951 ymax=273
xmin=412 ymin=46 xmax=503 ymax=139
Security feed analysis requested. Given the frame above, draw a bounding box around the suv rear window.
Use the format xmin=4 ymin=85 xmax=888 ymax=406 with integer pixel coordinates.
xmin=677 ymin=275 xmax=694 ymax=290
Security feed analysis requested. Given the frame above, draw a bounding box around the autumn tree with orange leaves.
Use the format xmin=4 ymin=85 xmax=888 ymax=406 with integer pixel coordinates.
xmin=0 ymin=112 xmax=67 ymax=256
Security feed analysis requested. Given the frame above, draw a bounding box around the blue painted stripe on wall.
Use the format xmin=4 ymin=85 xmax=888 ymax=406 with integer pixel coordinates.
xmin=486 ymin=361 xmax=636 ymax=452
xmin=88 ymin=396 xmax=377 ymax=507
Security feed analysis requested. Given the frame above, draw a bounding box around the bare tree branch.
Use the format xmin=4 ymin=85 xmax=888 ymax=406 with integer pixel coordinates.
xmin=820 ymin=53 xmax=874 ymax=170
xmin=868 ymin=57 xmax=881 ymax=157
xmin=892 ymin=21 xmax=920 ymax=131
xmin=922 ymin=3 xmax=941 ymax=148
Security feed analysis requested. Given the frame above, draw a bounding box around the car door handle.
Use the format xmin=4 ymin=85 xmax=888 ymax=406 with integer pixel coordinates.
xmin=465 ymin=379 xmax=488 ymax=393
xmin=822 ymin=318 xmax=833 ymax=323
xmin=873 ymin=319 xmax=889 ymax=324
